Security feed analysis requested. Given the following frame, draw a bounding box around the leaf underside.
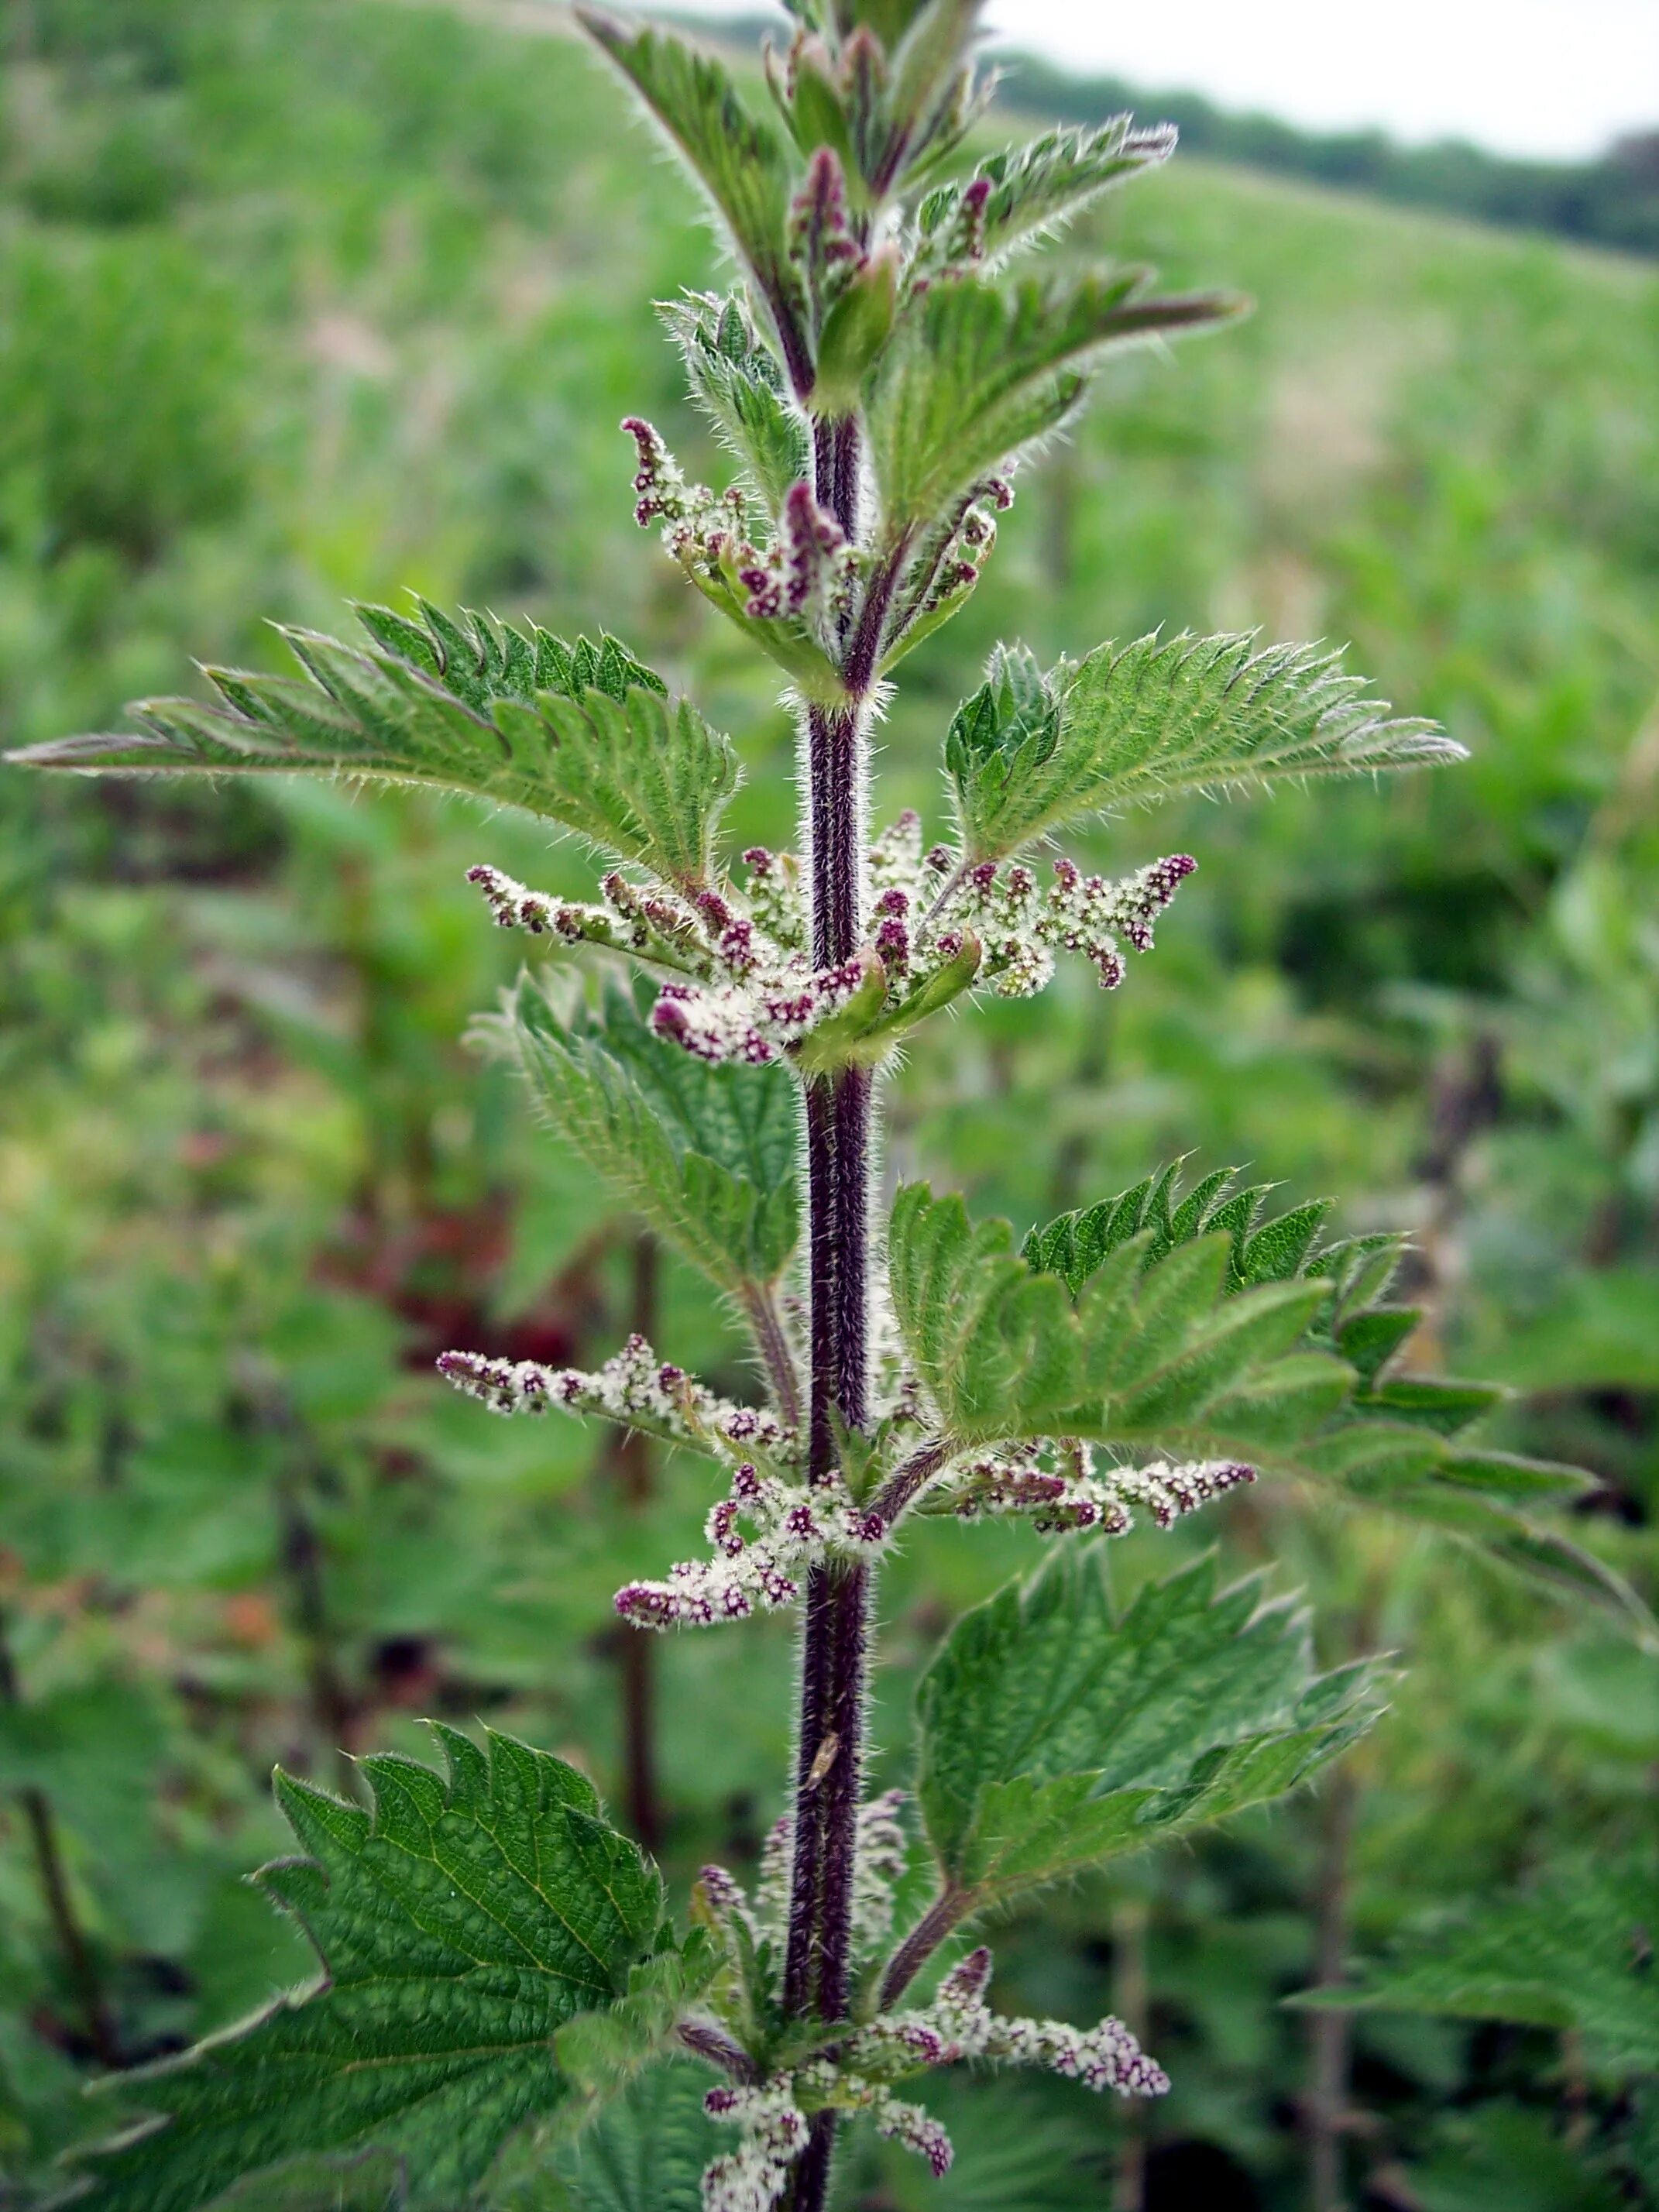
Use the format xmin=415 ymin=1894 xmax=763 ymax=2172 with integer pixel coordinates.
xmin=485 ymin=974 xmax=800 ymax=1300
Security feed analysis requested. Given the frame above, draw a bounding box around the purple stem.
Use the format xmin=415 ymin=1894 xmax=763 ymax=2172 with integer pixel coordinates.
xmin=877 ymin=1887 xmax=970 ymax=2013
xmin=780 ymin=381 xmax=883 ymax=2212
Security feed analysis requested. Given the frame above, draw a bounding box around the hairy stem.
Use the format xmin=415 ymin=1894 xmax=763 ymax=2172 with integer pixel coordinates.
xmin=743 ymin=1283 xmax=803 ymax=1432
xmin=0 ymin=1609 xmax=122 ymax=2069
xmin=877 ymin=1887 xmax=970 ymax=2013
xmin=781 ymin=404 xmax=877 ymax=2212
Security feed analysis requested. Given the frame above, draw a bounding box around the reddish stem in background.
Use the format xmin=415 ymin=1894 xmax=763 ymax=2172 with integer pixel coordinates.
xmin=607 ymin=1232 xmax=663 ymax=1853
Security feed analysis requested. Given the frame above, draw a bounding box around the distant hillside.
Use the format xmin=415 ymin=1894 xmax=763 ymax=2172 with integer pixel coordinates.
xmin=998 ymin=51 xmax=1659 ymax=261
xmin=700 ymin=11 xmax=1659 ymax=259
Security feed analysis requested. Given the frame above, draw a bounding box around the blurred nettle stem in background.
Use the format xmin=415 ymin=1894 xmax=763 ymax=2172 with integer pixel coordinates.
xmin=5 ymin=5 xmax=1652 ymax=2211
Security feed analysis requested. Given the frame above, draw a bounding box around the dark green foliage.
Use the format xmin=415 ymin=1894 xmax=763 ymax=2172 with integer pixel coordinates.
xmin=914 ymin=1551 xmax=1384 ymax=1909
xmin=1307 ymin=1856 xmax=1659 ymax=2078
xmin=76 ymin=1729 xmax=662 ymax=2212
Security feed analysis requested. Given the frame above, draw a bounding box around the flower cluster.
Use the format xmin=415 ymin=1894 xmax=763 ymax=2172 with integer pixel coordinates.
xmin=434 ymin=1334 xmax=796 ymax=1469
xmin=701 ymin=2083 xmax=809 ymax=2212
xmin=613 ymin=1457 xmax=886 ymax=1631
xmin=691 ymin=1940 xmax=1166 ymax=2209
xmin=465 ymin=850 xmax=875 ymax=1068
xmin=623 ymin=418 xmax=857 ymax=630
xmin=651 ymin=954 xmax=876 ymax=1066
xmin=867 ymin=809 xmax=1197 ymax=1000
xmin=438 ymin=1338 xmax=891 ymax=1630
xmin=950 ymin=1437 xmax=1257 ymax=1535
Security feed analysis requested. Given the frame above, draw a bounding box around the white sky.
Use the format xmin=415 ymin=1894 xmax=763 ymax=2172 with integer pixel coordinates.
xmin=660 ymin=2 xmax=1659 ymax=160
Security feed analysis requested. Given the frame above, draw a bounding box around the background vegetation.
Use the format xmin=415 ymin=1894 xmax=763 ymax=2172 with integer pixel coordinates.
xmin=1 ymin=2 xmax=1654 ymax=2207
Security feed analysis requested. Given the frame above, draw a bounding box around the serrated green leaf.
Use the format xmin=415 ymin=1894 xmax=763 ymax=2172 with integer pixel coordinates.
xmin=1300 ymin=1857 xmax=1659 ymax=2077
xmin=491 ymin=975 xmax=800 ymax=1304
xmin=865 ymin=273 xmax=1238 ymax=534
xmin=6 ymin=605 xmax=737 ymax=886
xmin=578 ymin=13 xmax=808 ymax=381
xmin=913 ymin=1552 xmax=1383 ymax=1908
xmin=1024 ymin=1162 xmax=1348 ymax=1301
xmin=949 ymin=631 xmax=1461 ymax=861
xmin=888 ymin=1181 xmax=1335 ymax=1451
xmin=917 ymin=118 xmax=1177 ymax=274
xmin=74 ymin=1727 xmax=662 ymax=2212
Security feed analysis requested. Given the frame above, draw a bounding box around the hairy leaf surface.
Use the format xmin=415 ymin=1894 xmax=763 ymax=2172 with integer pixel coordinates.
xmin=579 ymin=14 xmax=806 ymax=377
xmin=866 ymin=273 xmax=1238 ymax=532
xmin=915 ymin=1552 xmax=1382 ymax=1906
xmin=7 ymin=604 xmax=739 ymax=886
xmin=915 ymin=118 xmax=1178 ymax=273
xmin=489 ymin=977 xmax=800 ymax=1297
xmin=949 ymin=631 xmax=1461 ymax=860
xmin=77 ymin=1728 xmax=661 ymax=2212
xmin=888 ymin=1180 xmax=1333 ymax=1451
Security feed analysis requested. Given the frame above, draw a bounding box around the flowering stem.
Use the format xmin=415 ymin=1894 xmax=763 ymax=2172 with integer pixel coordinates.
xmin=780 ymin=413 xmax=878 ymax=2212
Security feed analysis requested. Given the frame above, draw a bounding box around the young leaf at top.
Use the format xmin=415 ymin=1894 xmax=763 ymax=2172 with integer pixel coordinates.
xmin=1297 ymin=1856 xmax=1659 ymax=2077
xmin=74 ymin=1727 xmax=663 ymax=2212
xmin=578 ymin=12 xmax=811 ymax=390
xmin=865 ymin=273 xmax=1240 ymax=536
xmin=484 ymin=974 xmax=802 ymax=1306
xmin=6 ymin=603 xmax=740 ymax=889
xmin=912 ymin=1550 xmax=1384 ymax=1914
xmin=948 ymin=630 xmax=1462 ymax=862
xmin=913 ymin=117 xmax=1178 ymax=276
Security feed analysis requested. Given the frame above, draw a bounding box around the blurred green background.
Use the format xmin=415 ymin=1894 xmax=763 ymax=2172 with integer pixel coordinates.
xmin=0 ymin=2 xmax=1654 ymax=2207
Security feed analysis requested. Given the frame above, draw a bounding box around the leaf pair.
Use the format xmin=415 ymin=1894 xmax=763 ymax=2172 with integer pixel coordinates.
xmin=948 ymin=631 xmax=1462 ymax=863
xmin=6 ymin=601 xmax=740 ymax=891
xmin=913 ymin=1549 xmax=1385 ymax=1917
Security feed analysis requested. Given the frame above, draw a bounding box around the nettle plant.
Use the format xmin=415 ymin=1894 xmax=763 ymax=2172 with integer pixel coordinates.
xmin=11 ymin=5 xmax=1627 ymax=2209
